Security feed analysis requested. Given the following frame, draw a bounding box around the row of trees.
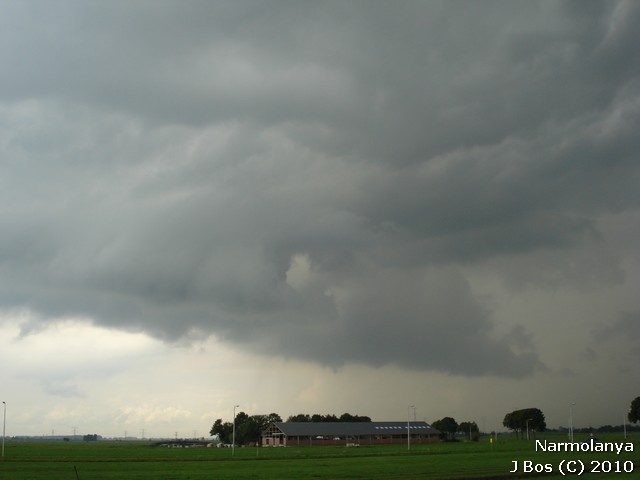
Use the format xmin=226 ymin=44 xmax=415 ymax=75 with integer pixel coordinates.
xmin=431 ymin=417 xmax=480 ymax=441
xmin=421 ymin=409 xmax=546 ymax=442
xmin=501 ymin=397 xmax=640 ymax=439
xmin=501 ymin=396 xmax=640 ymax=439
xmin=286 ymin=413 xmax=371 ymax=423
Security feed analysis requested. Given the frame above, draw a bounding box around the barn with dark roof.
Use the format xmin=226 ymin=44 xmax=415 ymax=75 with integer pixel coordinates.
xmin=261 ymin=421 xmax=440 ymax=447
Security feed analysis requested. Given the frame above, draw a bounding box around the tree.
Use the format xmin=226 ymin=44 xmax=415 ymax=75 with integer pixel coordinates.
xmin=503 ymin=408 xmax=546 ymax=439
xmin=629 ymin=397 xmax=640 ymax=424
xmin=458 ymin=421 xmax=479 ymax=441
xmin=209 ymin=418 xmax=233 ymax=443
xmin=236 ymin=416 xmax=261 ymax=445
xmin=235 ymin=411 xmax=250 ymax=427
xmin=264 ymin=412 xmax=283 ymax=425
xmin=432 ymin=417 xmax=458 ymax=440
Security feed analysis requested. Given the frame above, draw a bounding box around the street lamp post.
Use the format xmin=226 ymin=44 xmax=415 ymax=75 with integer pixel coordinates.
xmin=407 ymin=405 xmax=415 ymax=451
xmin=526 ymin=418 xmax=533 ymax=441
xmin=2 ymin=401 xmax=6 ymax=459
xmin=569 ymin=403 xmax=575 ymax=443
xmin=232 ymin=405 xmax=239 ymax=457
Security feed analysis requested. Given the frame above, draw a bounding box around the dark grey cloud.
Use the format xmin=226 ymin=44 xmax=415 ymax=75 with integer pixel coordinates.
xmin=594 ymin=311 xmax=640 ymax=344
xmin=1 ymin=1 xmax=639 ymax=377
xmin=590 ymin=311 xmax=640 ymax=369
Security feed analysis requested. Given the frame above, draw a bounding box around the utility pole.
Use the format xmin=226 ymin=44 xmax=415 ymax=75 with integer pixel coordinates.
xmin=569 ymin=403 xmax=575 ymax=443
xmin=407 ymin=405 xmax=415 ymax=451
xmin=2 ymin=401 xmax=6 ymax=459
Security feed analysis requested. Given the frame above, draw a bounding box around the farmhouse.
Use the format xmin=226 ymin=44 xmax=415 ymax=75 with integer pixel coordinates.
xmin=262 ymin=421 xmax=440 ymax=447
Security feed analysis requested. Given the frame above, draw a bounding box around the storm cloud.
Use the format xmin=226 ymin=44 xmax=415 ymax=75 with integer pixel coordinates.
xmin=1 ymin=0 xmax=639 ymax=379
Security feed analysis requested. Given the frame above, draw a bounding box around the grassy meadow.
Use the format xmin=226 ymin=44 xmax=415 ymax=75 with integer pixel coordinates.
xmin=0 ymin=432 xmax=636 ymax=479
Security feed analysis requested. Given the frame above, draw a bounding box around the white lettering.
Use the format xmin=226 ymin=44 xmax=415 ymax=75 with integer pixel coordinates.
xmin=535 ymin=440 xmax=633 ymax=455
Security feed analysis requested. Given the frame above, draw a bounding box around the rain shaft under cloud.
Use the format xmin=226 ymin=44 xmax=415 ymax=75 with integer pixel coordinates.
xmin=1 ymin=1 xmax=640 ymax=382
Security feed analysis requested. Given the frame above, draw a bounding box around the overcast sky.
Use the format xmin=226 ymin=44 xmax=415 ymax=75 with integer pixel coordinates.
xmin=1 ymin=0 xmax=639 ymax=438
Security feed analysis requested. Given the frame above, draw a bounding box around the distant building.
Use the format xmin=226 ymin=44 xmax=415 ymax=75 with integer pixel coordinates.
xmin=261 ymin=421 xmax=439 ymax=447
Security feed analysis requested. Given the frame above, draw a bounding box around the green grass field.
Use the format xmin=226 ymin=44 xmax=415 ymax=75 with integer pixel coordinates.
xmin=0 ymin=433 xmax=636 ymax=479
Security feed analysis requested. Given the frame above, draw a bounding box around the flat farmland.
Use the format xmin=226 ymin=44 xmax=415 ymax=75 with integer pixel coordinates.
xmin=0 ymin=433 xmax=636 ymax=479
